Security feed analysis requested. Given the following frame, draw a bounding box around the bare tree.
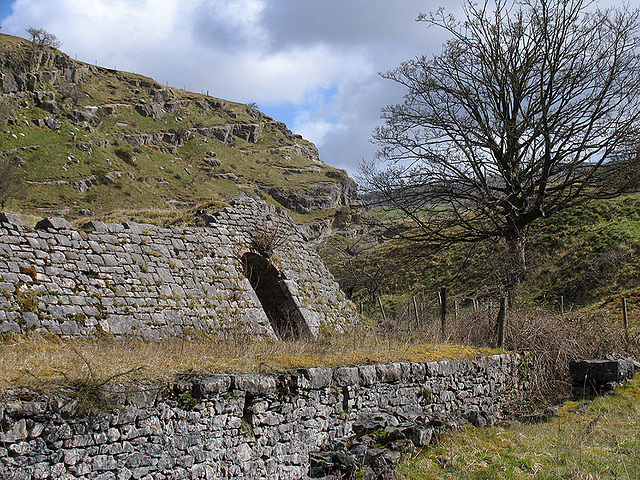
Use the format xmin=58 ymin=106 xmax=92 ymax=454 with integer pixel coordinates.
xmin=26 ymin=27 xmax=61 ymax=49
xmin=364 ymin=0 xmax=640 ymax=296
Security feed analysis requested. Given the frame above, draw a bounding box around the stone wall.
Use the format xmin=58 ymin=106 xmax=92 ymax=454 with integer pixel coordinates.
xmin=0 ymin=197 xmax=355 ymax=341
xmin=0 ymin=355 xmax=518 ymax=480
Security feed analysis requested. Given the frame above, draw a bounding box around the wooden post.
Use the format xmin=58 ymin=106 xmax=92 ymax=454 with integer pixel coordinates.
xmin=439 ymin=287 xmax=447 ymax=338
xmin=412 ymin=296 xmax=419 ymax=328
xmin=496 ymin=297 xmax=507 ymax=348
xmin=378 ymin=297 xmax=387 ymax=323
xmin=623 ymin=298 xmax=629 ymax=337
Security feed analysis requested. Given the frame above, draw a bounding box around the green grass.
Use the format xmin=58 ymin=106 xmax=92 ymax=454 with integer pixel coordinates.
xmin=0 ymin=32 xmax=345 ymax=224
xmin=398 ymin=374 xmax=640 ymax=479
xmin=323 ymin=194 xmax=640 ymax=309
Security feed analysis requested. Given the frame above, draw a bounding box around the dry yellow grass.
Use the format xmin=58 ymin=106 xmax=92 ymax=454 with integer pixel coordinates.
xmin=0 ymin=330 xmax=495 ymax=392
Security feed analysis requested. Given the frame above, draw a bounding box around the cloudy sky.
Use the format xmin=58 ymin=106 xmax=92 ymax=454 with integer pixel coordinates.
xmin=0 ymin=0 xmax=622 ymax=175
xmin=0 ymin=0 xmax=468 ymax=175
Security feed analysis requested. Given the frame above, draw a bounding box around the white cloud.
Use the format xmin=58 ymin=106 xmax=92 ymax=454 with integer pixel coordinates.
xmin=294 ymin=117 xmax=340 ymax=147
xmin=0 ymin=0 xmax=467 ymax=174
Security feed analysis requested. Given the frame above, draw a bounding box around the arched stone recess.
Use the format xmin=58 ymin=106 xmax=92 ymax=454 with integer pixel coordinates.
xmin=0 ymin=197 xmax=355 ymax=340
xmin=240 ymin=251 xmax=313 ymax=341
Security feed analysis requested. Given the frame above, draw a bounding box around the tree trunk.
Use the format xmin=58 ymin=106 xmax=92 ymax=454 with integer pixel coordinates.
xmin=505 ymin=230 xmax=526 ymax=301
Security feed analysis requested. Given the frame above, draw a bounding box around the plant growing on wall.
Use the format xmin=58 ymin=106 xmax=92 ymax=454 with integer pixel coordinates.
xmin=249 ymin=215 xmax=288 ymax=259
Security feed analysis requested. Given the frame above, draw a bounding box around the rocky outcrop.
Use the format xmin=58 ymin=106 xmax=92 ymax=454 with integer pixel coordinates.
xmin=116 ymin=131 xmax=190 ymax=149
xmin=266 ymin=174 xmax=359 ymax=214
xmin=197 ymin=123 xmax=262 ymax=145
xmin=64 ymin=106 xmax=104 ymax=127
xmin=135 ymin=103 xmax=164 ymax=120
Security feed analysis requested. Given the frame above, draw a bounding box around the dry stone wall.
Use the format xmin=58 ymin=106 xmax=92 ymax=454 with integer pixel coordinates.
xmin=0 ymin=197 xmax=355 ymax=341
xmin=0 ymin=355 xmax=518 ymax=480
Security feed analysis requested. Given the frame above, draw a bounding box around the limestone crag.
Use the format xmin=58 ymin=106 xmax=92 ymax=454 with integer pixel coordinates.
xmin=265 ymin=176 xmax=359 ymax=215
xmin=0 ymin=355 xmax=519 ymax=480
xmin=1 ymin=34 xmax=362 ymax=218
xmin=0 ymin=197 xmax=355 ymax=341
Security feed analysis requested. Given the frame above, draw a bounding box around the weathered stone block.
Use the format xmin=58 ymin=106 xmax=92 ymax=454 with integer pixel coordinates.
xmin=233 ymin=375 xmax=277 ymax=396
xmin=35 ymin=217 xmax=72 ymax=231
xmin=333 ymin=367 xmax=360 ymax=387
xmin=569 ymin=358 xmax=640 ymax=396
xmin=298 ymin=367 xmax=333 ymax=389
xmin=190 ymin=375 xmax=232 ymax=398
xmin=0 ymin=212 xmax=22 ymax=227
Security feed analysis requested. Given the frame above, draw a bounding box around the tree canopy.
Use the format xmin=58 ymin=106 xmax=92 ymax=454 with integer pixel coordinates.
xmin=364 ymin=0 xmax=640 ymax=293
xmin=26 ymin=27 xmax=61 ymax=49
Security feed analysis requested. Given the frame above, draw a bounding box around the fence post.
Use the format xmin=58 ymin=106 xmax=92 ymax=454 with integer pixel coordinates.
xmin=439 ymin=287 xmax=447 ymax=338
xmin=496 ymin=297 xmax=507 ymax=348
xmin=378 ymin=296 xmax=387 ymax=323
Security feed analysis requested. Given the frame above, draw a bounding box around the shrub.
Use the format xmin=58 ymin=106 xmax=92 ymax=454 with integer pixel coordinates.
xmin=114 ymin=148 xmax=136 ymax=165
xmin=249 ymin=216 xmax=288 ymax=258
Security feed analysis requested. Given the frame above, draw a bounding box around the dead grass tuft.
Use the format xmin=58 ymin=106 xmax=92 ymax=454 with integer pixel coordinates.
xmin=0 ymin=328 xmax=494 ymax=392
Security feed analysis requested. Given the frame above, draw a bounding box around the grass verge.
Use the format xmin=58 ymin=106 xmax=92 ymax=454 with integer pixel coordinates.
xmin=0 ymin=330 xmax=496 ymax=392
xmin=397 ymin=374 xmax=640 ymax=479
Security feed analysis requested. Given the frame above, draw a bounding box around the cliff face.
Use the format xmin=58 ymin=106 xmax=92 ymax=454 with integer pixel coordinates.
xmin=0 ymin=33 xmax=359 ymax=222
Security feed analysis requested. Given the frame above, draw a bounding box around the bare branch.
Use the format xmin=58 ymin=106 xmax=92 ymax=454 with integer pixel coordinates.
xmin=363 ymin=0 xmax=640 ymax=291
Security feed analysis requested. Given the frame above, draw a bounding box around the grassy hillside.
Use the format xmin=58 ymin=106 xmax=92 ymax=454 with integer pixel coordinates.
xmin=0 ymin=33 xmax=353 ymax=225
xmin=321 ymin=194 xmax=640 ymax=310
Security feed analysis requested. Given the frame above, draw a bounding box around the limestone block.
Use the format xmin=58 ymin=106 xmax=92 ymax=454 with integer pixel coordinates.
xmin=35 ymin=217 xmax=72 ymax=231
xmin=190 ymin=375 xmax=233 ymax=398
xmin=333 ymin=367 xmax=360 ymax=387
xmin=358 ymin=365 xmax=378 ymax=386
xmin=233 ymin=375 xmax=277 ymax=396
xmin=376 ymin=363 xmax=402 ymax=384
xmin=0 ymin=212 xmax=22 ymax=227
xmin=298 ymin=367 xmax=333 ymax=389
xmin=0 ymin=418 xmax=28 ymax=443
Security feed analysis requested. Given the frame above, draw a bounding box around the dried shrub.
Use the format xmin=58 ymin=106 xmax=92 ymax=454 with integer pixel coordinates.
xmin=249 ymin=216 xmax=288 ymax=258
xmin=367 ymin=294 xmax=640 ymax=409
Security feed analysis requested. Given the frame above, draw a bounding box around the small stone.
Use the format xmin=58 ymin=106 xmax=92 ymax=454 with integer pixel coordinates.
xmin=0 ymin=212 xmax=22 ymax=227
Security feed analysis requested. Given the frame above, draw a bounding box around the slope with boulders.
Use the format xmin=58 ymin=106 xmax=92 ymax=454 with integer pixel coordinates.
xmin=0 ymin=32 xmax=359 ymax=224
